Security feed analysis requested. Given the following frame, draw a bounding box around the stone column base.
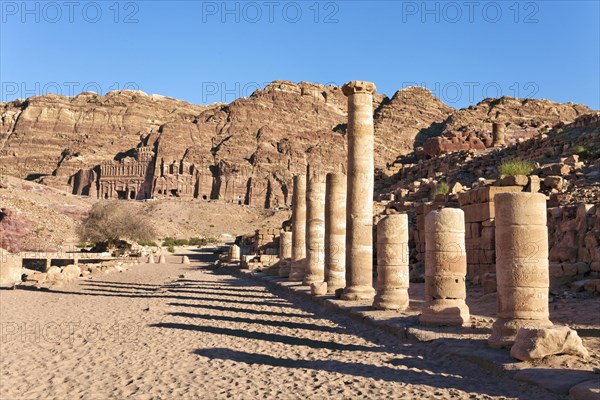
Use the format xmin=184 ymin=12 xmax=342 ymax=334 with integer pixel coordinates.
xmin=326 ymin=280 xmax=345 ymax=294
xmin=373 ymin=290 xmax=409 ymax=311
xmin=488 ymin=317 xmax=553 ymax=348
xmin=419 ymin=299 xmax=470 ymax=326
xmin=341 ymin=285 xmax=375 ymax=301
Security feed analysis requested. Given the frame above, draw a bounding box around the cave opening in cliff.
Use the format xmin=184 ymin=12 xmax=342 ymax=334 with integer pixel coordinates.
xmin=116 ymin=190 xmax=127 ymax=200
xmin=129 ymin=191 xmax=136 ymax=200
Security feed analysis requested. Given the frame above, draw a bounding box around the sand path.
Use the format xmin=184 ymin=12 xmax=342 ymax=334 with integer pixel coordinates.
xmin=1 ymin=248 xmax=564 ymax=399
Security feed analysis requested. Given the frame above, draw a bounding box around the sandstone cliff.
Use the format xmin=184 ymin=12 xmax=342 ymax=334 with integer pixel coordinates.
xmin=0 ymin=81 xmax=592 ymax=208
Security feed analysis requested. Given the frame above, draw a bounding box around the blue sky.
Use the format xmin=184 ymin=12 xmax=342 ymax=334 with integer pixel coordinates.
xmin=1 ymin=0 xmax=599 ymax=109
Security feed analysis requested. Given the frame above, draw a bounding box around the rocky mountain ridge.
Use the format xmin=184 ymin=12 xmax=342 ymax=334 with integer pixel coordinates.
xmin=0 ymin=81 xmax=593 ymax=208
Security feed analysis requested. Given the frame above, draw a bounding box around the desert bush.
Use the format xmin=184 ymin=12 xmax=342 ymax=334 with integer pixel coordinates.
xmin=78 ymin=202 xmax=156 ymax=246
xmin=138 ymin=240 xmax=158 ymax=247
xmin=433 ymin=181 xmax=450 ymax=196
xmin=162 ymin=237 xmax=188 ymax=247
xmin=188 ymin=237 xmax=203 ymax=246
xmin=162 ymin=237 xmax=211 ymax=247
xmin=499 ymin=160 xmax=534 ymax=176
xmin=572 ymin=145 xmax=590 ymax=158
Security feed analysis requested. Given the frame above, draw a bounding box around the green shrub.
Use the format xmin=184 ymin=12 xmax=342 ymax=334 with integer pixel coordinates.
xmin=499 ymin=160 xmax=534 ymax=176
xmin=555 ymin=127 xmax=564 ymax=134
xmin=572 ymin=145 xmax=590 ymax=158
xmin=138 ymin=240 xmax=158 ymax=247
xmin=205 ymin=237 xmax=220 ymax=244
xmin=433 ymin=181 xmax=450 ymax=196
xmin=167 ymin=245 xmax=175 ymax=253
xmin=188 ymin=237 xmax=204 ymax=246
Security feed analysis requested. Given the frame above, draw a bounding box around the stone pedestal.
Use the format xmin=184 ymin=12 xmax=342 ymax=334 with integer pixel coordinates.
xmin=304 ymin=167 xmax=326 ymax=286
xmin=341 ymin=80 xmax=376 ymax=301
xmin=278 ymin=230 xmax=293 ymax=277
xmin=182 ymin=256 xmax=190 ymax=264
xmin=158 ymin=255 xmax=166 ymax=264
xmin=489 ymin=192 xmax=552 ymax=348
xmin=289 ymin=175 xmax=307 ymax=282
xmin=373 ymin=214 xmax=410 ymax=310
xmin=228 ymin=245 xmax=240 ymax=262
xmin=148 ymin=255 xmax=155 ymax=264
xmin=420 ymin=208 xmax=470 ymax=326
xmin=0 ymin=250 xmax=22 ymax=287
xmin=325 ymin=173 xmax=347 ymax=294
xmin=492 ymin=122 xmax=505 ymax=146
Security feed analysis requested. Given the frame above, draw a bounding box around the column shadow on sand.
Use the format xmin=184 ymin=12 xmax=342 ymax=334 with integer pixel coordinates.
xmin=191 ymin=347 xmax=523 ymax=398
xmin=150 ymin=322 xmax=377 ymax=352
xmin=167 ymin=302 xmax=315 ymax=319
xmin=166 ymin=311 xmax=346 ymax=333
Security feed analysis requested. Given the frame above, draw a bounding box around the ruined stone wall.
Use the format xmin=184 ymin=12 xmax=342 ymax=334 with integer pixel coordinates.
xmin=548 ymin=203 xmax=600 ymax=286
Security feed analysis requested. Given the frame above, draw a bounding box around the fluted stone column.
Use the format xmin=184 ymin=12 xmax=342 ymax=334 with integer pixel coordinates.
xmin=420 ymin=208 xmax=470 ymax=326
xmin=278 ymin=230 xmax=293 ymax=277
xmin=489 ymin=192 xmax=552 ymax=348
xmin=492 ymin=122 xmax=505 ymax=146
xmin=341 ymin=81 xmax=377 ymax=301
xmin=325 ymin=173 xmax=346 ymax=294
xmin=303 ymin=167 xmax=326 ymax=285
xmin=373 ymin=214 xmax=410 ymax=310
xmin=289 ymin=175 xmax=307 ymax=282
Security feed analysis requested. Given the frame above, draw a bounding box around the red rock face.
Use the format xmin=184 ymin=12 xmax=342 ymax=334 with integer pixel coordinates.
xmin=0 ymin=208 xmax=36 ymax=253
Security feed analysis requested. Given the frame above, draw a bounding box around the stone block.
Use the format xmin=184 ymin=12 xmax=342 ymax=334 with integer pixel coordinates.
xmin=500 ymin=175 xmax=529 ymax=187
xmin=510 ymin=326 xmax=589 ymax=361
xmin=527 ymin=175 xmax=540 ymax=193
xmin=477 ymin=186 xmax=523 ymax=203
xmin=462 ymin=202 xmax=494 ymax=223
xmin=0 ymin=251 xmax=22 ymax=287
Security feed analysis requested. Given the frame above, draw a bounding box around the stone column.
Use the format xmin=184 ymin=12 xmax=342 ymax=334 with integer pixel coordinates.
xmin=489 ymin=192 xmax=552 ymax=348
xmin=325 ymin=172 xmax=346 ymax=294
xmin=492 ymin=122 xmax=505 ymax=146
xmin=373 ymin=214 xmax=410 ymax=310
xmin=278 ymin=230 xmax=293 ymax=277
xmin=420 ymin=208 xmax=470 ymax=326
xmin=303 ymin=167 xmax=326 ymax=285
xmin=289 ymin=175 xmax=307 ymax=282
xmin=228 ymin=245 xmax=240 ymax=263
xmin=341 ymin=81 xmax=376 ymax=301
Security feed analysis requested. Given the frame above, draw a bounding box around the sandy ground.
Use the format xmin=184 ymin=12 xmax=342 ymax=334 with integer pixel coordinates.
xmin=1 ymin=249 xmax=568 ymax=400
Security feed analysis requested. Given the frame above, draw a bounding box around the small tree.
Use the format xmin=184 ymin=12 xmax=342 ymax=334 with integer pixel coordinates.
xmin=78 ymin=202 xmax=156 ymax=247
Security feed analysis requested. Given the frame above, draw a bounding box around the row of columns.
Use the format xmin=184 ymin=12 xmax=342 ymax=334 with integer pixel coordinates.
xmin=278 ymin=80 xmax=551 ymax=348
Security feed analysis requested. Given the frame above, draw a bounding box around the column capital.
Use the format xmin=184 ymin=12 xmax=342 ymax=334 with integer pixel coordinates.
xmin=342 ymin=81 xmax=376 ymax=96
